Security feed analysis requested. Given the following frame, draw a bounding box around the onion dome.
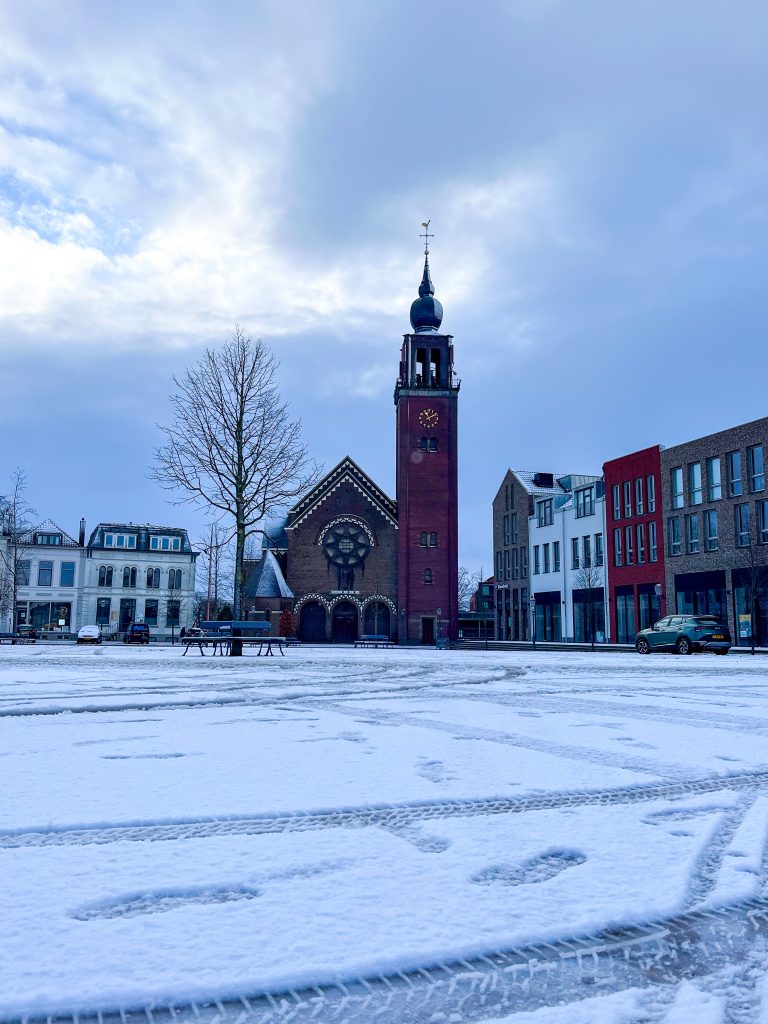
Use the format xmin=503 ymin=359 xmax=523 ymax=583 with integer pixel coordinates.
xmin=409 ymin=254 xmax=444 ymax=333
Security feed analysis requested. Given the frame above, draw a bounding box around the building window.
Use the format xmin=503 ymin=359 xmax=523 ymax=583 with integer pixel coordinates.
xmin=707 ymin=457 xmax=722 ymax=501
xmin=96 ymin=597 xmax=111 ymax=625
xmin=18 ymin=560 xmax=30 ymax=586
xmin=613 ymin=528 xmax=622 ymax=567
xmin=511 ymin=548 xmax=519 ymax=579
xmin=168 ymin=568 xmax=182 ymax=590
xmin=166 ymin=599 xmax=181 ymax=626
xmin=575 ymin=487 xmax=594 ymax=518
xmin=510 ymin=512 xmax=517 ymax=543
xmin=686 ymin=513 xmax=700 ymax=553
xmin=727 ymin=452 xmax=743 ymax=497
xmin=147 ymin=567 xmax=160 ymax=588
xmin=735 ymin=503 xmax=751 ymax=547
xmin=612 ymin=484 xmax=621 ymax=520
xmin=423 ymin=569 xmax=433 ymax=585
xmin=420 ymin=532 xmax=428 ymax=547
xmin=428 ymin=438 xmax=438 ymax=452
xmin=649 ymin=521 xmax=658 ymax=562
xmin=144 ymin=599 xmax=158 ymax=626
xmin=60 ymin=562 xmax=75 ymax=587
xmin=150 ymin=536 xmax=180 ymax=552
xmin=122 ymin=566 xmax=137 ymax=588
xmin=571 ymin=537 xmax=580 ymax=570
xmin=503 ymin=515 xmax=510 ymax=545
xmin=582 ymin=535 xmax=592 ymax=567
xmin=671 ymin=467 xmax=684 ymax=509
xmin=505 ymin=484 xmax=509 ymax=511
xmin=35 ymin=533 xmax=62 ymax=546
xmin=418 ymin=437 xmax=428 ymax=451
xmin=496 ymin=551 xmax=503 ymax=577
xmin=537 ymin=500 xmax=553 ymax=527
xmin=636 ymin=523 xmax=646 ymax=564
xmin=504 ymin=549 xmax=510 ymax=579
xmin=647 ymin=475 xmax=656 ymax=513
xmin=624 ymin=525 xmax=634 ymax=565
xmin=533 ymin=545 xmax=540 ymax=574
xmin=37 ymin=560 xmax=53 ymax=586
xmin=668 ymin=517 xmax=681 ymax=556
xmin=635 ymin=478 xmax=644 ymax=516
xmin=623 ymin=481 xmax=632 ymax=517
xmin=688 ymin=463 xmax=702 ymax=505
xmin=704 ymin=509 xmax=719 ymax=551
xmin=595 ymin=533 xmax=604 ymax=567
xmin=520 ymin=547 xmax=528 ymax=578
xmin=543 ymin=544 xmax=550 ymax=573
xmin=748 ymin=445 xmax=764 ymax=492
xmin=553 ymin=541 xmax=560 ymax=572
xmin=758 ymin=500 xmax=768 ymax=545
xmin=98 ymin=565 xmax=113 ymax=587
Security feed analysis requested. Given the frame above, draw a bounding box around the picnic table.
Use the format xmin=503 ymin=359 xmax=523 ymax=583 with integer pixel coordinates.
xmin=354 ymin=634 xmax=394 ymax=648
xmin=181 ymin=635 xmax=231 ymax=656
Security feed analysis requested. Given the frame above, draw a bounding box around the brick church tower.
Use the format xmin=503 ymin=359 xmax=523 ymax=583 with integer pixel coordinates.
xmin=395 ymin=234 xmax=460 ymax=644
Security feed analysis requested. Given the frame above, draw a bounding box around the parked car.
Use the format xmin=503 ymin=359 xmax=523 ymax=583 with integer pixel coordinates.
xmin=635 ymin=615 xmax=732 ymax=656
xmin=123 ymin=623 xmax=151 ymax=645
xmin=77 ymin=625 xmax=102 ymax=645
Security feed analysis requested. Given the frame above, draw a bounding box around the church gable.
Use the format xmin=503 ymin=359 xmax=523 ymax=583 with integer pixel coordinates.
xmin=286 ymin=456 xmax=397 ymax=533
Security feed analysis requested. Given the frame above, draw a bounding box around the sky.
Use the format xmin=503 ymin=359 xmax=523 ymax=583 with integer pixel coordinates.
xmin=1 ymin=0 xmax=766 ymax=575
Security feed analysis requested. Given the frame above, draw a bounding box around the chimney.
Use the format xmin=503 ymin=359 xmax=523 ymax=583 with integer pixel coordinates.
xmin=79 ymin=518 xmax=86 ymax=546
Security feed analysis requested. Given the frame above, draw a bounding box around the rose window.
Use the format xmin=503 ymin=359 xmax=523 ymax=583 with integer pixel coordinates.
xmin=322 ymin=522 xmax=371 ymax=569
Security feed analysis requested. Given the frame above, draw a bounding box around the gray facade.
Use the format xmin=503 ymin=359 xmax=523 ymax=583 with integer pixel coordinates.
xmin=660 ymin=416 xmax=768 ymax=646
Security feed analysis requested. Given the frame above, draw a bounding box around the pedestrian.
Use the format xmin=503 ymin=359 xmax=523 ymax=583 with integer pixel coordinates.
xmin=180 ymin=626 xmax=187 ymax=639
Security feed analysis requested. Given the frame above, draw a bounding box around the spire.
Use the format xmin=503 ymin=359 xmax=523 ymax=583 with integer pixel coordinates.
xmin=410 ymin=220 xmax=444 ymax=333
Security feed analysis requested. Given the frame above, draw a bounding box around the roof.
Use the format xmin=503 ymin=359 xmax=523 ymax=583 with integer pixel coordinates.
xmin=287 ymin=456 xmax=397 ymax=531
xmin=243 ymin=550 xmax=293 ymax=600
xmin=18 ymin=519 xmax=82 ymax=548
xmin=510 ymin=470 xmax=570 ymax=496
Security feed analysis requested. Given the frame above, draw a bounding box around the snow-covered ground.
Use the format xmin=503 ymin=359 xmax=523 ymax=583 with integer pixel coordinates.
xmin=2 ymin=645 xmax=768 ymax=1023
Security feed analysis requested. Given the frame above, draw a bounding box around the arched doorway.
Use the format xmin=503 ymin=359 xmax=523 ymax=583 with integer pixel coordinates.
xmin=363 ymin=601 xmax=391 ymax=638
xmin=332 ymin=601 xmax=358 ymax=643
xmin=299 ymin=601 xmax=327 ymax=642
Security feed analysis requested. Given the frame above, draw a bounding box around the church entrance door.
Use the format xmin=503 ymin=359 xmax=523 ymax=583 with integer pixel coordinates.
xmin=299 ymin=601 xmax=327 ymax=642
xmin=332 ymin=601 xmax=358 ymax=644
xmin=363 ymin=601 xmax=391 ymax=638
xmin=421 ymin=616 xmax=435 ymax=645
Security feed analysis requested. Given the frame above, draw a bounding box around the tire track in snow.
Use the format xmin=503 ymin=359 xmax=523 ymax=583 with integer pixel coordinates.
xmin=3 ymin=769 xmax=768 ymax=849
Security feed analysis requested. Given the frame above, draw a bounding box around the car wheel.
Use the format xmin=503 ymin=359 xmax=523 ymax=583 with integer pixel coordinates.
xmin=676 ymin=637 xmax=692 ymax=655
xmin=636 ymin=638 xmax=650 ymax=655
xmin=715 ymin=649 xmax=729 ymax=656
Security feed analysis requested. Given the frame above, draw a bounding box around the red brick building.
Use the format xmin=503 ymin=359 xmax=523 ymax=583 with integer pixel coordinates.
xmin=245 ymin=248 xmax=460 ymax=644
xmin=603 ymin=445 xmax=665 ymax=642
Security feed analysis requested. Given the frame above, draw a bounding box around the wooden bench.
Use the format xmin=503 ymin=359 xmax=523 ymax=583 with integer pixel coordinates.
xmin=354 ymin=634 xmax=394 ymax=648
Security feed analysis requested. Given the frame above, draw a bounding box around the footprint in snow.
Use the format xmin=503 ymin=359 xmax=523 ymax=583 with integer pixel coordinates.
xmin=472 ymin=849 xmax=586 ymax=888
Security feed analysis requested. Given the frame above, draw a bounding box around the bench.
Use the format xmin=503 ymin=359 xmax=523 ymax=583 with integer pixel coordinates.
xmin=181 ymin=635 xmax=288 ymax=657
xmin=354 ymin=634 xmax=394 ymax=648
xmin=0 ymin=633 xmax=36 ymax=645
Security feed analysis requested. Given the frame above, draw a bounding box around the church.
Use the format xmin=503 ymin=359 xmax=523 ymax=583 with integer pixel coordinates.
xmin=244 ymin=242 xmax=460 ymax=644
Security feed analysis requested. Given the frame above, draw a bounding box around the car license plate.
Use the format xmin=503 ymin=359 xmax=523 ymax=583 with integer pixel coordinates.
xmin=712 ymin=634 xmax=724 ymax=640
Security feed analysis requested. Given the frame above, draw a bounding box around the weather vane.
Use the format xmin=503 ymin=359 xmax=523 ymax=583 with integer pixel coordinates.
xmin=420 ymin=220 xmax=434 ymax=255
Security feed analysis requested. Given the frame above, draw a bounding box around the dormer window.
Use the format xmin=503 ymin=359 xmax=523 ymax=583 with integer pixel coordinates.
xmin=104 ymin=533 xmax=136 ymax=549
xmin=35 ymin=533 xmax=62 ymax=546
xmin=150 ymin=536 xmax=182 ymax=552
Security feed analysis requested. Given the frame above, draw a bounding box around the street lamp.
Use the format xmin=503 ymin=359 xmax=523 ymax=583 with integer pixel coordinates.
xmin=530 ymin=595 xmax=536 ymax=648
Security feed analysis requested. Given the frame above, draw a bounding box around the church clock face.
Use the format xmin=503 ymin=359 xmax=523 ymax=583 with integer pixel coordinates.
xmin=419 ymin=408 xmax=439 ymax=428
xmin=322 ymin=521 xmax=371 ymax=568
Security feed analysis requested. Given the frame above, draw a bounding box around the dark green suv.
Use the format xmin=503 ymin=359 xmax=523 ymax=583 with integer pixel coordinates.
xmin=635 ymin=615 xmax=732 ymax=656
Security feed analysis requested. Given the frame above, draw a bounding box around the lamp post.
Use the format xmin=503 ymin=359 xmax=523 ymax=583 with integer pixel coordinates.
xmin=530 ymin=595 xmax=536 ymax=648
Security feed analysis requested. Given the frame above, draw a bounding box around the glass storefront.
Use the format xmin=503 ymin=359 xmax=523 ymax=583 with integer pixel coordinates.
xmin=615 ymin=586 xmax=636 ymax=643
xmin=573 ymin=588 xmax=605 ymax=643
xmin=674 ymin=570 xmax=727 ymax=620
xmin=732 ymin=568 xmax=768 ymax=647
xmin=638 ymin=584 xmax=662 ymax=630
xmin=534 ymin=592 xmax=561 ymax=642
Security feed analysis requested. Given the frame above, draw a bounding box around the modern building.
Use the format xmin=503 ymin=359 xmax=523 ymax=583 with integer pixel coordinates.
xmin=527 ymin=476 xmax=608 ymax=642
xmin=458 ymin=576 xmax=494 ymax=639
xmin=244 ymin=245 xmax=461 ymax=644
xmin=603 ymin=445 xmax=665 ymax=643
xmin=660 ymin=417 xmax=768 ymax=647
xmin=82 ymin=522 xmax=197 ymax=638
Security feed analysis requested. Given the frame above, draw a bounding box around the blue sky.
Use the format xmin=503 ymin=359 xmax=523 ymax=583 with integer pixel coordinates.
xmin=1 ymin=0 xmax=766 ymax=573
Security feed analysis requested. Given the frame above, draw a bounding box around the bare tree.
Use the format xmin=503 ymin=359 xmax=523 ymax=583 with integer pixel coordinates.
xmin=573 ymin=557 xmax=604 ymax=650
xmin=0 ymin=471 xmax=36 ymax=633
xmin=458 ymin=565 xmax=484 ymax=611
xmin=196 ymin=523 xmax=231 ymax=622
xmin=153 ymin=328 xmax=319 ymax=652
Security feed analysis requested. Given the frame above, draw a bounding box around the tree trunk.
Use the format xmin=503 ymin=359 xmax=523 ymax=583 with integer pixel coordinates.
xmin=230 ymin=522 xmax=245 ymax=656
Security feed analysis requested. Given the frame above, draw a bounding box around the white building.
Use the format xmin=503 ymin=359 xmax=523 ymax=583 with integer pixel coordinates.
xmin=6 ymin=519 xmax=87 ymax=636
xmin=528 ymin=477 xmax=610 ymax=643
xmin=82 ymin=523 xmax=198 ymax=639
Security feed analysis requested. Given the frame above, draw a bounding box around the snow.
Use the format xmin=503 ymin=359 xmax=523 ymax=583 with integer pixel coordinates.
xmin=2 ymin=644 xmax=768 ymax=1022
